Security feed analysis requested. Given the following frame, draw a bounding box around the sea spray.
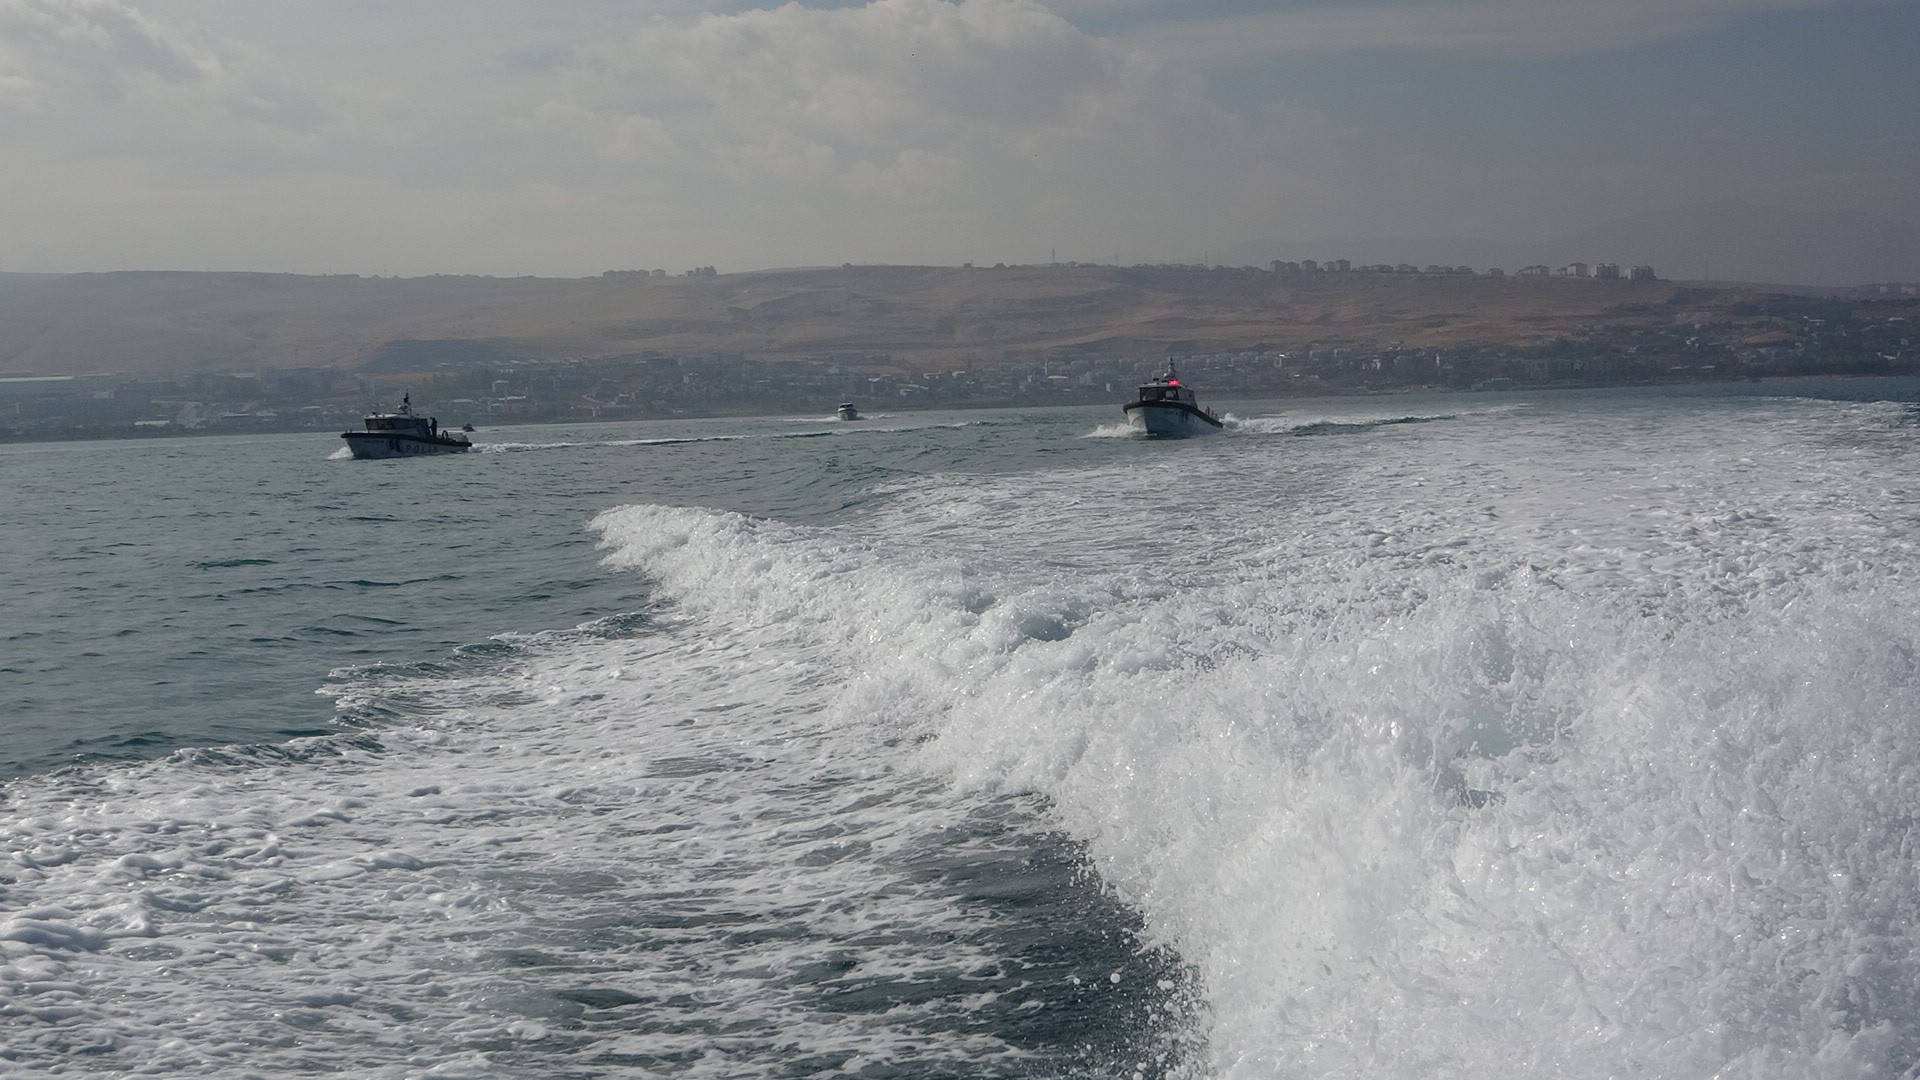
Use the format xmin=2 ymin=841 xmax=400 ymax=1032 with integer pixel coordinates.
xmin=584 ymin=394 xmax=1920 ymax=1077
xmin=4 ymin=391 xmax=1918 ymax=1077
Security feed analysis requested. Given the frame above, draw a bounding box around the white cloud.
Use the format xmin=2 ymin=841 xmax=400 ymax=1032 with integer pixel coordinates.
xmin=841 ymin=147 xmax=970 ymax=202
xmin=0 ymin=0 xmax=211 ymax=92
xmin=1 ymin=0 xmax=1903 ymax=275
xmin=1109 ymin=0 xmax=1868 ymax=61
xmin=553 ymin=0 xmax=1234 ymax=199
xmin=530 ymin=100 xmax=675 ymax=165
xmin=0 ymin=0 xmax=339 ymax=149
xmin=0 ymin=0 xmax=1479 ymax=271
xmin=419 ymin=0 xmax=1332 ymax=269
xmin=717 ymin=129 xmax=841 ymax=186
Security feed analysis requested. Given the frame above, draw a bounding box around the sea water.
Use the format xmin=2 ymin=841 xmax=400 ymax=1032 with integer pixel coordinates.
xmin=2 ymin=384 xmax=1918 ymax=1077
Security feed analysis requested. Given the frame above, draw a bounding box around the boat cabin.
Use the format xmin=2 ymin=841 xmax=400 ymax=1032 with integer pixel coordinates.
xmin=1132 ymin=371 xmax=1200 ymax=407
xmin=1121 ymin=361 xmax=1221 ymax=435
xmin=362 ymin=413 xmax=434 ymax=434
xmin=358 ymin=395 xmax=453 ymax=438
xmin=1134 ymin=382 xmax=1197 ymax=405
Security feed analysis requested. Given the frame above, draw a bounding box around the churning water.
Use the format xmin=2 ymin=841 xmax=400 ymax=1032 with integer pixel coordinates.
xmin=3 ymin=383 xmax=1919 ymax=1078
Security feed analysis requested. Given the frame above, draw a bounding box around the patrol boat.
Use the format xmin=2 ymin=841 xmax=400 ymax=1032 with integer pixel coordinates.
xmin=1122 ymin=363 xmax=1223 ymax=437
xmin=340 ymin=395 xmax=473 ymax=459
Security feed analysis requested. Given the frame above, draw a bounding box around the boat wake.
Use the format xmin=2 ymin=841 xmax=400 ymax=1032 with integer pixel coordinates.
xmin=1226 ymin=411 xmax=1455 ymax=436
xmin=7 ymin=390 xmax=1919 ymax=1078
xmin=579 ymin=397 xmax=1920 ymax=1078
xmin=476 ymin=421 xmax=979 ymax=454
xmin=1093 ymin=409 xmax=1478 ymax=439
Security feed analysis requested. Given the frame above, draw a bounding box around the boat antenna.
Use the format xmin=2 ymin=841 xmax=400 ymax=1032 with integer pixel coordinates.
xmin=402 ymin=393 xmax=411 ymax=415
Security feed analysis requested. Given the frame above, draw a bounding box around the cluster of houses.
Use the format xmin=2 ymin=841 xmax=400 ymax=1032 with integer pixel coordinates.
xmin=1514 ymin=262 xmax=1658 ymax=280
xmin=600 ymin=265 xmax=720 ymax=280
xmin=1270 ymin=259 xmax=1657 ymax=281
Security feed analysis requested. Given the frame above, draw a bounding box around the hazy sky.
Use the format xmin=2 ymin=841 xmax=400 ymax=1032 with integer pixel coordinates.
xmin=0 ymin=0 xmax=1913 ymax=276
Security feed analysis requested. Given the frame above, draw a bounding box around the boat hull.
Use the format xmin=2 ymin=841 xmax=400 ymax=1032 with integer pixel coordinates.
xmin=1123 ymin=401 xmax=1223 ymax=437
xmin=341 ymin=432 xmax=473 ymax=459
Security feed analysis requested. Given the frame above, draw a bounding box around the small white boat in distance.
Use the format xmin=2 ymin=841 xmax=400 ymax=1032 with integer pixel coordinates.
xmin=837 ymin=402 xmax=861 ymax=421
xmin=1122 ymin=363 xmax=1222 ymax=437
xmin=340 ymin=394 xmax=473 ymax=458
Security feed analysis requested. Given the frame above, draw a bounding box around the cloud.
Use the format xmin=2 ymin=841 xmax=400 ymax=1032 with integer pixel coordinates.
xmin=1106 ymin=0 xmax=1868 ymax=61
xmin=0 ymin=0 xmax=337 ymax=147
xmin=547 ymin=0 xmax=1234 ymax=200
xmin=484 ymin=0 xmax=1354 ymax=266
xmin=841 ymin=147 xmax=970 ymax=202
xmin=0 ymin=0 xmax=209 ymax=93
xmin=10 ymin=0 xmax=1891 ymax=276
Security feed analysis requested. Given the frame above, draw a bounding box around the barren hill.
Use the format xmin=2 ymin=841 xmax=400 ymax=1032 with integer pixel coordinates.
xmin=0 ymin=264 xmax=1829 ymax=377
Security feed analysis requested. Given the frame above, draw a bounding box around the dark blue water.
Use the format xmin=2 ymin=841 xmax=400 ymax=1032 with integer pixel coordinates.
xmin=2 ymin=408 xmax=1105 ymax=776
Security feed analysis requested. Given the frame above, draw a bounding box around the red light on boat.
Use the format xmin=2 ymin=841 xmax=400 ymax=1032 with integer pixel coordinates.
xmin=1167 ymin=379 xmax=1179 ymax=386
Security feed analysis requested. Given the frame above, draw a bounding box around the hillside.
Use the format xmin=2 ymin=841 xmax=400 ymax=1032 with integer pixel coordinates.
xmin=0 ymin=264 xmax=1859 ymax=377
xmin=1218 ymin=202 xmax=1920 ymax=288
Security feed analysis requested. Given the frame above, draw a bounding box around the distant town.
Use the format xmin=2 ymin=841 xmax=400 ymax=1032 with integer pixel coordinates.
xmin=2 ymin=261 xmax=1916 ymax=444
xmin=1263 ymin=258 xmax=1659 ymax=280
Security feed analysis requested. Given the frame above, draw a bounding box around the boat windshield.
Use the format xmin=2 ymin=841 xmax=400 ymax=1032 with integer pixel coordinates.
xmin=365 ymin=415 xmax=430 ymax=432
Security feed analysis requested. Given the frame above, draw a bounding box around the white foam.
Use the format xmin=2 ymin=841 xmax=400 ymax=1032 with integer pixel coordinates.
xmin=472 ymin=439 xmax=583 ymax=452
xmin=472 ymin=419 xmax=976 ymax=455
xmin=7 ymin=392 xmax=1918 ymax=1077
xmin=0 ymin=546 xmax=1065 ymax=1074
xmin=591 ymin=393 xmax=1920 ymax=1076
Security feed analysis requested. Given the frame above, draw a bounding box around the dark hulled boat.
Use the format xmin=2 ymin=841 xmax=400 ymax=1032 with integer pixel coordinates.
xmin=1122 ymin=363 xmax=1223 ymax=437
xmin=340 ymin=395 xmax=473 ymax=459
